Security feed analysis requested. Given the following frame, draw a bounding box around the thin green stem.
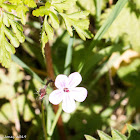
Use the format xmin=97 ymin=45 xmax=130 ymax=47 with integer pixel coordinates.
xmin=42 ymin=102 xmax=47 ymax=140
xmin=94 ymin=0 xmax=102 ymax=23
xmin=64 ymin=35 xmax=74 ymax=75
xmin=49 ymin=105 xmax=63 ymax=136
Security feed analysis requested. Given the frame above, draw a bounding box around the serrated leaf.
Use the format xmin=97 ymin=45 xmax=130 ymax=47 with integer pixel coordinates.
xmin=0 ymin=27 xmax=15 ymax=67
xmin=52 ymin=0 xmax=76 ymax=12
xmin=3 ymin=12 xmax=10 ymax=27
xmin=84 ymin=134 xmax=97 ymax=140
xmin=49 ymin=11 xmax=59 ymax=29
xmin=111 ymin=129 xmax=127 ymax=140
xmin=60 ymin=12 xmax=93 ymax=40
xmin=75 ymin=26 xmax=92 ymax=40
xmin=40 ymin=15 xmax=54 ymax=56
xmin=9 ymin=20 xmax=25 ymax=43
xmin=68 ymin=11 xmax=90 ymax=19
xmin=24 ymin=0 xmax=37 ymax=8
xmin=44 ymin=17 xmax=54 ymax=41
xmin=8 ymin=0 xmax=21 ymax=4
xmin=98 ymin=130 xmax=112 ymax=140
xmin=5 ymin=38 xmax=16 ymax=54
xmin=41 ymin=31 xmax=48 ymax=57
xmin=32 ymin=2 xmax=51 ymax=17
xmin=61 ymin=14 xmax=73 ymax=36
xmin=16 ymin=4 xmax=28 ymax=25
xmin=89 ymin=125 xmax=140 ymax=140
xmin=4 ymin=26 xmax=19 ymax=47
xmin=0 ymin=12 xmax=25 ymax=67
xmin=1 ymin=3 xmax=16 ymax=12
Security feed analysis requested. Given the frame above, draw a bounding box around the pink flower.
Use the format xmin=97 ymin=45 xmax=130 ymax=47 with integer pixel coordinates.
xmin=49 ymin=72 xmax=88 ymax=113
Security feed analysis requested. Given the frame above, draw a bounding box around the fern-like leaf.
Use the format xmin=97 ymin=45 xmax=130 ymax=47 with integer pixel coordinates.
xmin=85 ymin=124 xmax=140 ymax=140
xmin=0 ymin=12 xmax=25 ymax=67
xmin=32 ymin=0 xmax=93 ymax=56
xmin=60 ymin=11 xmax=93 ymax=40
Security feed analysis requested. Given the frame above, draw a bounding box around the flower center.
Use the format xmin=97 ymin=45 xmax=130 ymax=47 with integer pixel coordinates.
xmin=63 ymin=88 xmax=69 ymax=92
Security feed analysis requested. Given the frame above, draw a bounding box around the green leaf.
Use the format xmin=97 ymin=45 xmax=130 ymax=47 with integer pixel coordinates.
xmin=0 ymin=25 xmax=15 ymax=67
xmin=9 ymin=0 xmax=37 ymax=8
xmin=24 ymin=0 xmax=37 ymax=8
xmin=3 ymin=25 xmax=20 ymax=48
xmin=89 ymin=124 xmax=140 ymax=140
xmin=0 ymin=103 xmax=15 ymax=124
xmin=111 ymin=129 xmax=127 ymax=140
xmin=41 ymin=15 xmax=54 ymax=57
xmin=41 ymin=31 xmax=48 ymax=57
xmin=60 ymin=12 xmax=93 ymax=40
xmin=3 ymin=12 xmax=10 ymax=27
xmin=117 ymin=59 xmax=140 ymax=85
xmin=100 ymin=6 xmax=140 ymax=52
xmin=23 ymin=102 xmax=35 ymax=121
xmin=0 ymin=84 xmax=15 ymax=100
xmin=49 ymin=11 xmax=59 ymax=29
xmin=32 ymin=0 xmax=92 ymax=57
xmin=98 ymin=130 xmax=112 ymax=140
xmin=52 ymin=0 xmax=76 ymax=12
xmin=85 ymin=135 xmax=97 ymax=140
xmin=68 ymin=11 xmax=90 ymax=19
xmin=16 ymin=4 xmax=29 ymax=25
xmin=8 ymin=0 xmax=21 ymax=4
xmin=32 ymin=2 xmax=51 ymax=17
xmin=1 ymin=3 xmax=16 ymax=12
xmin=44 ymin=16 xmax=54 ymax=41
xmin=9 ymin=20 xmax=25 ymax=43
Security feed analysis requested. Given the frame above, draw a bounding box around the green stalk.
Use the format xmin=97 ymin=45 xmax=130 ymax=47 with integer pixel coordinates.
xmin=94 ymin=0 xmax=102 ymax=23
xmin=42 ymin=102 xmax=47 ymax=140
xmin=64 ymin=36 xmax=74 ymax=75
xmin=49 ymin=105 xmax=63 ymax=136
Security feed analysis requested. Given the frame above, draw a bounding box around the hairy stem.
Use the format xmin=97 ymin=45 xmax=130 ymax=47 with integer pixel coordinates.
xmin=44 ymin=42 xmax=66 ymax=140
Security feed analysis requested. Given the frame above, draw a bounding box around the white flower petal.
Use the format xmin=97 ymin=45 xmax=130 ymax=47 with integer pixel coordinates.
xmin=55 ymin=74 xmax=68 ymax=89
xmin=62 ymin=94 xmax=76 ymax=113
xmin=68 ymin=72 xmax=82 ymax=88
xmin=49 ymin=90 xmax=64 ymax=105
xmin=70 ymin=87 xmax=87 ymax=102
